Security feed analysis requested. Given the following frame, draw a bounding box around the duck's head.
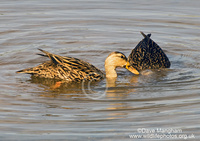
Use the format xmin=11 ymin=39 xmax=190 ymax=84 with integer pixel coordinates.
xmin=105 ymin=52 xmax=139 ymax=78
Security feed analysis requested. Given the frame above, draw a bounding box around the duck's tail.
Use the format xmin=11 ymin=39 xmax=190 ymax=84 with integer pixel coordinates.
xmin=16 ymin=49 xmax=50 ymax=74
xmin=16 ymin=67 xmax=36 ymax=74
xmin=140 ymin=31 xmax=151 ymax=38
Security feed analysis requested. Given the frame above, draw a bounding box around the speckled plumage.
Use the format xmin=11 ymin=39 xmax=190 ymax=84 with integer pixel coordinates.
xmin=17 ymin=49 xmax=104 ymax=82
xmin=128 ymin=32 xmax=170 ymax=71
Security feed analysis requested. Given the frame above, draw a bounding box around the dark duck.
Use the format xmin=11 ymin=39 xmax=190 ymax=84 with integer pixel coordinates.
xmin=128 ymin=32 xmax=170 ymax=72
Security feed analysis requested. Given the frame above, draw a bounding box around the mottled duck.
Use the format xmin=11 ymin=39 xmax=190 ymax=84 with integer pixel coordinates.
xmin=16 ymin=49 xmax=139 ymax=81
xmin=128 ymin=32 xmax=170 ymax=72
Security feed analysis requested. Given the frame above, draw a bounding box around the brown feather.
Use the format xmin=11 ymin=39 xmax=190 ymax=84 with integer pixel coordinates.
xmin=16 ymin=49 xmax=104 ymax=81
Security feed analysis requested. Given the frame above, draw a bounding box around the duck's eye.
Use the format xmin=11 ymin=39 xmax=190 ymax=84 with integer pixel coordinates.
xmin=120 ymin=55 xmax=125 ymax=59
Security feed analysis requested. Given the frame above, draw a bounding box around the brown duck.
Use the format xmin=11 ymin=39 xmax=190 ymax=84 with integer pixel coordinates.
xmin=16 ymin=49 xmax=139 ymax=81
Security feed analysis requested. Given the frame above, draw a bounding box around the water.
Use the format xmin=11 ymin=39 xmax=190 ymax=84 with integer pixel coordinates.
xmin=0 ymin=0 xmax=200 ymax=140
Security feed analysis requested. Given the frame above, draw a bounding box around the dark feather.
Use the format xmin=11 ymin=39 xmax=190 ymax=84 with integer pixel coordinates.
xmin=128 ymin=32 xmax=170 ymax=71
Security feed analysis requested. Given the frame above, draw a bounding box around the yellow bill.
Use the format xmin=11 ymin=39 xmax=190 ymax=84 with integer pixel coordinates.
xmin=125 ymin=62 xmax=139 ymax=75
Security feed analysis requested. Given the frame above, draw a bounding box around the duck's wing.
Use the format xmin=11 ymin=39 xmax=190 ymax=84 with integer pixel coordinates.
xmin=128 ymin=32 xmax=171 ymax=71
xmin=17 ymin=49 xmax=104 ymax=81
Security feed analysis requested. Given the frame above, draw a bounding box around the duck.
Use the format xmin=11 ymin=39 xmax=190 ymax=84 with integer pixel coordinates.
xmin=128 ymin=32 xmax=171 ymax=72
xmin=16 ymin=49 xmax=139 ymax=82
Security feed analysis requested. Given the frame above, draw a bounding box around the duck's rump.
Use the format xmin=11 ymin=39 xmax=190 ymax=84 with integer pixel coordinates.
xmin=128 ymin=32 xmax=171 ymax=71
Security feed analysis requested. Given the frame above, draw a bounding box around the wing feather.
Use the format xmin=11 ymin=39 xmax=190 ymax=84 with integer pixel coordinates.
xmin=17 ymin=49 xmax=104 ymax=81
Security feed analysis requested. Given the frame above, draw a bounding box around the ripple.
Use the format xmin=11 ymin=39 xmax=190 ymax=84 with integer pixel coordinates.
xmin=1 ymin=0 xmax=200 ymax=140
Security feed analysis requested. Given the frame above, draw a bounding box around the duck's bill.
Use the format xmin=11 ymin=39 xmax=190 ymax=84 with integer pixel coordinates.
xmin=125 ymin=62 xmax=139 ymax=75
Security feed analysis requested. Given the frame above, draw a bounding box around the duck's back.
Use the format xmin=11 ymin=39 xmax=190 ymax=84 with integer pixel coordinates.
xmin=128 ymin=32 xmax=170 ymax=71
xmin=17 ymin=49 xmax=104 ymax=82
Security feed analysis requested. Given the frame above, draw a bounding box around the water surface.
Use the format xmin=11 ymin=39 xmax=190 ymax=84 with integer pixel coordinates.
xmin=0 ymin=0 xmax=200 ymax=140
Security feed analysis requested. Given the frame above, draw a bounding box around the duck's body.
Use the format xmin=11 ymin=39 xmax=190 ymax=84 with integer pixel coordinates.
xmin=128 ymin=32 xmax=170 ymax=71
xmin=17 ymin=49 xmax=138 ymax=81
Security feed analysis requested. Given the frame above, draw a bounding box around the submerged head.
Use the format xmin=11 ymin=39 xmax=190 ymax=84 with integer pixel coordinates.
xmin=104 ymin=52 xmax=139 ymax=78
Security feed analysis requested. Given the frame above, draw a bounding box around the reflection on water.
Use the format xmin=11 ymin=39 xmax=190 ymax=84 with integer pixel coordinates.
xmin=0 ymin=0 xmax=200 ymax=140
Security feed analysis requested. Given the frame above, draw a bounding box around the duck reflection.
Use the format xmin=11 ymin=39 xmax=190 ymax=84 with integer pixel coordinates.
xmin=27 ymin=75 xmax=137 ymax=120
xmin=29 ymin=76 xmax=84 ymax=98
xmin=91 ymin=75 xmax=137 ymax=120
xmin=106 ymin=76 xmax=136 ymax=99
